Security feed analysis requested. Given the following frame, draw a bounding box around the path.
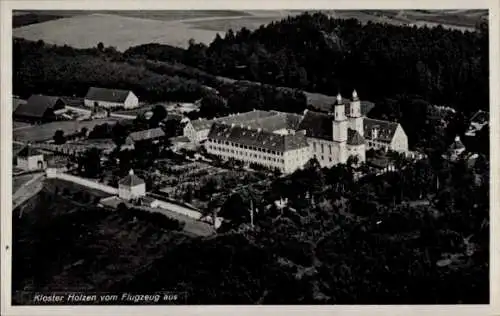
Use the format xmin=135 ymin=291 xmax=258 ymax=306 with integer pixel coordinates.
xmin=12 ymin=172 xmax=46 ymax=210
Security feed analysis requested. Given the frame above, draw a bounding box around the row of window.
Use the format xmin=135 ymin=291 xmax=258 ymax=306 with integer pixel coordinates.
xmin=312 ymin=142 xmax=334 ymax=155
xmin=208 ymin=145 xmax=285 ymax=163
xmin=367 ymin=140 xmax=388 ymax=150
xmin=208 ymin=139 xmax=284 ymax=156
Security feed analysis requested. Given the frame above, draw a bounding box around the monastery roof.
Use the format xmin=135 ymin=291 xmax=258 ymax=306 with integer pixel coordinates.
xmin=190 ymin=110 xmax=275 ymax=131
xmin=304 ymin=92 xmax=375 ymax=116
xmin=347 ymin=128 xmax=365 ymax=146
xmin=85 ymin=87 xmax=133 ymax=103
xmin=363 ymin=118 xmax=400 ymax=144
xmin=208 ymin=122 xmax=309 ymax=152
xmin=297 ymin=110 xmax=335 ymax=141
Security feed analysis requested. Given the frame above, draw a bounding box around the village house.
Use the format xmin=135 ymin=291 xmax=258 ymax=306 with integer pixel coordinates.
xmin=465 ymin=110 xmax=489 ymax=137
xmin=84 ymin=87 xmax=139 ymax=109
xmin=123 ymin=128 xmax=166 ymax=150
xmin=444 ymin=136 xmax=466 ymax=161
xmin=118 ymin=170 xmax=146 ymax=201
xmin=15 ymin=146 xmax=46 ymax=171
xmin=13 ymin=95 xmax=66 ymax=123
xmin=363 ymin=118 xmax=408 ymax=153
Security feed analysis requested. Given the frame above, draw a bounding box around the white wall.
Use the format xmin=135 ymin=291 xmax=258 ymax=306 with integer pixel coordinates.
xmin=118 ymin=183 xmax=146 ymax=200
xmin=308 ymin=138 xmax=348 ymax=167
xmin=150 ymin=199 xmax=203 ymax=220
xmin=84 ymin=92 xmax=139 ymax=109
xmin=17 ymin=154 xmax=44 ymax=171
xmin=46 ymin=170 xmax=118 ymax=194
xmin=390 ymin=125 xmax=409 ymax=153
xmin=124 ymin=92 xmax=139 ymax=109
xmin=205 ymin=138 xmax=305 ymax=173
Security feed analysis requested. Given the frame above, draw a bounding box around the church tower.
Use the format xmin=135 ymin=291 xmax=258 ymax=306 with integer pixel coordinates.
xmin=332 ymin=93 xmax=348 ymax=164
xmin=348 ymin=89 xmax=364 ymax=137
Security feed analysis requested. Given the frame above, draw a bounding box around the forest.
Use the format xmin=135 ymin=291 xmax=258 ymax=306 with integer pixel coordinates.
xmin=116 ymin=151 xmax=489 ymax=304
xmin=126 ymin=12 xmax=488 ymax=117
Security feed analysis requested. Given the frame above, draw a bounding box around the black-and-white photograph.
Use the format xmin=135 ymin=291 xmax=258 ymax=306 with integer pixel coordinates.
xmin=3 ymin=1 xmax=494 ymax=311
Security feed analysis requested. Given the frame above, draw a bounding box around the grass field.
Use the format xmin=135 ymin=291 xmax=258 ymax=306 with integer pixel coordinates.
xmin=13 ymin=121 xmax=32 ymax=130
xmin=12 ymin=10 xmax=485 ymax=51
xmin=13 ymin=13 xmax=222 ymax=50
xmin=13 ymin=118 xmax=123 ymax=142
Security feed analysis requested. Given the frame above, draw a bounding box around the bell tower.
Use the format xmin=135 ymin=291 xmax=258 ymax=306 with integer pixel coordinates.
xmin=333 ymin=93 xmax=347 ymax=142
xmin=348 ymin=89 xmax=364 ymax=137
xmin=332 ymin=93 xmax=348 ymax=164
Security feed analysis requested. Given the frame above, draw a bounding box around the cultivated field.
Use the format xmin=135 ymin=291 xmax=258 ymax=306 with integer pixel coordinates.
xmin=12 ymin=10 xmax=303 ymax=50
xmin=13 ymin=118 xmax=124 ymax=142
xmin=13 ymin=13 xmax=223 ymax=50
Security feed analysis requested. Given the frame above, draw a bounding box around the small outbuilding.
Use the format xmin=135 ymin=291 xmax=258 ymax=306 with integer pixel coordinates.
xmin=118 ymin=169 xmax=146 ymax=201
xmin=16 ymin=146 xmax=45 ymax=171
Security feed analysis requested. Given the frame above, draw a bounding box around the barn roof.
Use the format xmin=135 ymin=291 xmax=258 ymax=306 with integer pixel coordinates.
xmin=12 ymin=98 xmax=27 ymax=113
xmin=85 ymin=87 xmax=133 ymax=103
xmin=14 ymin=95 xmax=64 ymax=118
xmin=127 ymin=128 xmax=165 ymax=142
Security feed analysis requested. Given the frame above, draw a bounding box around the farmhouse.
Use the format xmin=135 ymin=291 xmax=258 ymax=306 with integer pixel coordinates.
xmin=123 ymin=128 xmax=166 ymax=149
xmin=118 ymin=170 xmax=146 ymax=201
xmin=16 ymin=146 xmax=46 ymax=171
xmin=84 ymin=87 xmax=139 ymax=109
xmin=13 ymin=95 xmax=66 ymax=123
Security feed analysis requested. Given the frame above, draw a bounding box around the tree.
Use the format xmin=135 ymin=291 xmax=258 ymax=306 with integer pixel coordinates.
xmin=219 ymin=193 xmax=248 ymax=223
xmin=97 ymin=42 xmax=104 ymax=52
xmin=149 ymin=105 xmax=168 ymax=127
xmin=78 ymin=147 xmax=102 ymax=178
xmin=199 ymin=94 xmax=228 ymax=118
xmin=53 ymin=129 xmax=66 ymax=144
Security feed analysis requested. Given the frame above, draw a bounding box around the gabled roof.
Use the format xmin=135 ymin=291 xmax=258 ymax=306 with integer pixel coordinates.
xmin=297 ymin=110 xmax=334 ymax=141
xmin=449 ymin=137 xmax=465 ymax=150
xmin=14 ymin=95 xmax=64 ymax=118
xmin=305 ymin=92 xmax=375 ymax=116
xmin=85 ymin=87 xmax=133 ymax=103
xmin=127 ymin=128 xmax=165 ymax=142
xmin=347 ymin=128 xmax=365 ymax=146
xmin=12 ymin=98 xmax=27 ymax=113
xmin=363 ymin=118 xmax=400 ymax=144
xmin=208 ymin=122 xmax=309 ymax=152
xmin=191 ymin=110 xmax=275 ymax=131
xmin=470 ymin=110 xmax=489 ymax=125
xmin=17 ymin=146 xmax=44 ymax=157
xmin=118 ymin=174 xmax=145 ymax=186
